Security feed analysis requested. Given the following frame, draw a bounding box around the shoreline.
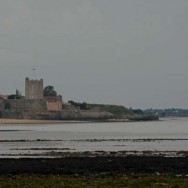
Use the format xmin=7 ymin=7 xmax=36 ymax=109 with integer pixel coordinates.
xmin=0 ymin=118 xmax=159 ymax=124
xmin=1 ymin=150 xmax=188 ymax=158
xmin=0 ymin=119 xmax=93 ymax=124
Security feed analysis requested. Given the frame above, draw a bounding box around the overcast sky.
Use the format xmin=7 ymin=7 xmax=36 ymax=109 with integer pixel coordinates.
xmin=0 ymin=0 xmax=188 ymax=109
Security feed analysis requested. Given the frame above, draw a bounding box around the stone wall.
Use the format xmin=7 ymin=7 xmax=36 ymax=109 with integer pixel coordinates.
xmin=79 ymin=110 xmax=113 ymax=119
xmin=6 ymin=99 xmax=47 ymax=112
xmin=60 ymin=110 xmax=113 ymax=120
xmin=2 ymin=99 xmax=48 ymax=119
xmin=0 ymin=99 xmax=4 ymax=117
xmin=47 ymin=101 xmax=62 ymax=111
xmin=45 ymin=96 xmax=62 ymax=111
xmin=1 ymin=99 xmax=113 ymax=120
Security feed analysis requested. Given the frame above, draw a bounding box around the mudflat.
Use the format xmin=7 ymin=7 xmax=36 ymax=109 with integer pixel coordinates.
xmin=0 ymin=156 xmax=188 ymax=175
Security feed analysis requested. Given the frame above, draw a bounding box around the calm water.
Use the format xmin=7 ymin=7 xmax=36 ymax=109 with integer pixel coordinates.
xmin=0 ymin=118 xmax=188 ymax=156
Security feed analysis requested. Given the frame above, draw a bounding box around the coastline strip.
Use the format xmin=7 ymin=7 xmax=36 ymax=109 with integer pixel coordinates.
xmin=0 ymin=119 xmax=88 ymax=124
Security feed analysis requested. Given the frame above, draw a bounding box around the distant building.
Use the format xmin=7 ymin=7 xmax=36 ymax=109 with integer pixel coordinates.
xmin=25 ymin=77 xmax=43 ymax=99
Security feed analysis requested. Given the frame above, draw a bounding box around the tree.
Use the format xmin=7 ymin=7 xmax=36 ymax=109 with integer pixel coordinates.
xmin=8 ymin=89 xmax=22 ymax=99
xmin=43 ymin=86 xmax=57 ymax=97
xmin=68 ymin=100 xmax=88 ymax=110
xmin=7 ymin=95 xmax=17 ymax=99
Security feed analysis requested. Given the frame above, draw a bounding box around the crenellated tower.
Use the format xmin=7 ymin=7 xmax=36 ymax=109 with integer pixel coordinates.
xmin=25 ymin=77 xmax=43 ymax=99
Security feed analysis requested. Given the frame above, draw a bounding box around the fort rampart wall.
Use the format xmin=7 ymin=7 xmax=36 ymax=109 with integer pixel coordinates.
xmin=2 ymin=99 xmax=48 ymax=119
xmin=1 ymin=99 xmax=112 ymax=120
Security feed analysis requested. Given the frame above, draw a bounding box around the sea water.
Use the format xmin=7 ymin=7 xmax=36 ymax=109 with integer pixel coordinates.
xmin=0 ymin=118 xmax=188 ymax=156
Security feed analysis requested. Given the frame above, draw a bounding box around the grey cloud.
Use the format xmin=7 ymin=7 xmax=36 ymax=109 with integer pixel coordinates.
xmin=0 ymin=0 xmax=188 ymax=108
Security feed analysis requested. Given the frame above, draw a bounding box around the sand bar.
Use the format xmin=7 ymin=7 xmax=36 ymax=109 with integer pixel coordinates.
xmin=0 ymin=118 xmax=89 ymax=124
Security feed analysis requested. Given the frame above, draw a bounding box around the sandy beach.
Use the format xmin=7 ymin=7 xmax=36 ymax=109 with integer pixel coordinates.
xmin=0 ymin=118 xmax=90 ymax=124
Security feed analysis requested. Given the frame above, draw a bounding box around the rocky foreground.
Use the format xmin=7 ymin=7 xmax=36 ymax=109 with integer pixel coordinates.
xmin=0 ymin=156 xmax=188 ymax=175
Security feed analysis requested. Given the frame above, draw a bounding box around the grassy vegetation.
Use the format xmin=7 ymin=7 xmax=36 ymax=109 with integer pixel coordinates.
xmin=87 ymin=104 xmax=134 ymax=116
xmin=0 ymin=174 xmax=188 ymax=188
xmin=68 ymin=100 xmax=134 ymax=116
xmin=68 ymin=100 xmax=136 ymax=117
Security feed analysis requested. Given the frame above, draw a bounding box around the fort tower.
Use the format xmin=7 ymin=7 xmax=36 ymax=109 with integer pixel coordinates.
xmin=25 ymin=77 xmax=43 ymax=99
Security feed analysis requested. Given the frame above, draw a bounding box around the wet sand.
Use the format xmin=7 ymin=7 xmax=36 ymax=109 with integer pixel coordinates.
xmin=0 ymin=156 xmax=188 ymax=175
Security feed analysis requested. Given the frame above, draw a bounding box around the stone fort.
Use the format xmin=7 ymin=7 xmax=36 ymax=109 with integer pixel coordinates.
xmin=0 ymin=77 xmax=113 ymax=120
